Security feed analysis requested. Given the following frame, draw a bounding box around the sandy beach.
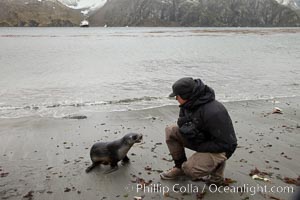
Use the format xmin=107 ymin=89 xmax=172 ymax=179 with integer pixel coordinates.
xmin=0 ymin=97 xmax=299 ymax=200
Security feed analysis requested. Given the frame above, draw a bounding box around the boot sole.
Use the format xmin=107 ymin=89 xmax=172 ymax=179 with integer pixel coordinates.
xmin=159 ymin=173 xmax=184 ymax=180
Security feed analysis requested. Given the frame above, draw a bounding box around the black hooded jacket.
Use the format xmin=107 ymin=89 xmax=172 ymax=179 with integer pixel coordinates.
xmin=177 ymin=79 xmax=237 ymax=159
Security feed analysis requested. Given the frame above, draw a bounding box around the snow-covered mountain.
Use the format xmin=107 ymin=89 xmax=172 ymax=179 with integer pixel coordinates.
xmin=2 ymin=0 xmax=300 ymax=27
xmin=58 ymin=0 xmax=300 ymax=17
xmin=56 ymin=0 xmax=300 ymax=15
xmin=58 ymin=0 xmax=300 ymax=12
xmin=59 ymin=0 xmax=300 ymax=10
xmin=88 ymin=0 xmax=300 ymax=27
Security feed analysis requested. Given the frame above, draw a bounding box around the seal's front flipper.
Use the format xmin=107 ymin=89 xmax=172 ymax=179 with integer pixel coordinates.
xmin=121 ymin=155 xmax=130 ymax=165
xmin=85 ymin=162 xmax=99 ymax=173
xmin=104 ymin=163 xmax=118 ymax=174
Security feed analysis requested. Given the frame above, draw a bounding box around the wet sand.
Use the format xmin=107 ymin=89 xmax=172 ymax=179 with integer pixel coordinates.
xmin=0 ymin=97 xmax=299 ymax=200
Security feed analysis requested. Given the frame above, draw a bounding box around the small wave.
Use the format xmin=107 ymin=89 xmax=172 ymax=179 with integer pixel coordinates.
xmin=1 ymin=95 xmax=298 ymax=113
xmin=218 ymin=94 xmax=299 ymax=103
xmin=0 ymin=96 xmax=163 ymax=112
xmin=45 ymin=101 xmax=107 ymax=108
xmin=1 ymin=95 xmax=298 ymax=119
xmin=107 ymin=96 xmax=161 ymax=104
xmin=0 ymin=105 xmax=24 ymax=111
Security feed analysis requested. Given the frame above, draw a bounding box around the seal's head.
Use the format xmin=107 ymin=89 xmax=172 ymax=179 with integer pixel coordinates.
xmin=123 ymin=133 xmax=143 ymax=145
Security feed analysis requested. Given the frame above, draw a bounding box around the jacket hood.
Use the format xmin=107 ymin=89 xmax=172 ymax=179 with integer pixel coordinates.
xmin=181 ymin=79 xmax=215 ymax=109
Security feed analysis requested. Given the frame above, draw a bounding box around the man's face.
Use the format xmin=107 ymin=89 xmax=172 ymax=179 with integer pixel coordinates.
xmin=176 ymin=95 xmax=187 ymax=105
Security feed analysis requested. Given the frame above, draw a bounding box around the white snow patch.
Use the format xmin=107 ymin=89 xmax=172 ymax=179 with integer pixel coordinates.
xmin=275 ymin=0 xmax=300 ymax=8
xmin=35 ymin=0 xmax=107 ymax=12
xmin=58 ymin=0 xmax=107 ymax=10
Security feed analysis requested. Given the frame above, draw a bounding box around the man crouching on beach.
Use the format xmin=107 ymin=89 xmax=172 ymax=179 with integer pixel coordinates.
xmin=160 ymin=77 xmax=237 ymax=185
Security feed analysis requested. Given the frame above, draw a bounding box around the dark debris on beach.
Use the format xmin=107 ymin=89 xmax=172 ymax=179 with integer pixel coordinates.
xmin=23 ymin=191 xmax=34 ymax=200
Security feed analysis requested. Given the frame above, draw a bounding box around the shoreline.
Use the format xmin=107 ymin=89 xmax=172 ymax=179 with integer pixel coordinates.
xmin=1 ymin=95 xmax=300 ymax=120
xmin=0 ymin=96 xmax=299 ymax=199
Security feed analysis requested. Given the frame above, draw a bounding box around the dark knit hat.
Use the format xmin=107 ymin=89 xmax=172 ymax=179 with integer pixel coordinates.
xmin=169 ymin=77 xmax=195 ymax=100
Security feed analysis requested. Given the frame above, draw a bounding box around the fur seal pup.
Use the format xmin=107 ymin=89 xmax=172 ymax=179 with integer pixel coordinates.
xmin=86 ymin=132 xmax=143 ymax=173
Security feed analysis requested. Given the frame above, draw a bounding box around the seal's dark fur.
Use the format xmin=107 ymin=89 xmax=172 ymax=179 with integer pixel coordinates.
xmin=86 ymin=133 xmax=143 ymax=173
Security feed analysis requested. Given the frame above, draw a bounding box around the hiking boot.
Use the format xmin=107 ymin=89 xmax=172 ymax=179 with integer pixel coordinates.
xmin=205 ymin=175 xmax=226 ymax=186
xmin=160 ymin=167 xmax=185 ymax=180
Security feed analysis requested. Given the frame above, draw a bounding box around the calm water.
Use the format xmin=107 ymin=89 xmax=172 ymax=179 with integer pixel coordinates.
xmin=0 ymin=27 xmax=300 ymax=118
